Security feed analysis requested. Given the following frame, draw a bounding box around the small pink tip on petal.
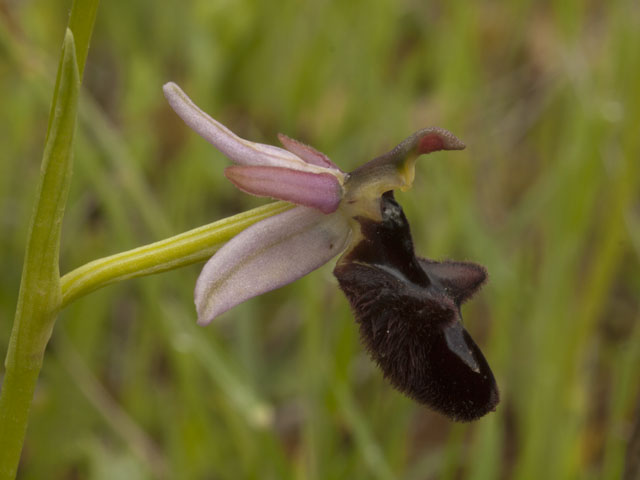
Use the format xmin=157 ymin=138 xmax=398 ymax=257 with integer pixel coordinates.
xmin=225 ymin=165 xmax=342 ymax=214
xmin=194 ymin=206 xmax=351 ymax=325
xmin=342 ymin=126 xmax=466 ymax=206
xmin=416 ymin=127 xmax=465 ymax=154
xmin=278 ymin=133 xmax=342 ymax=171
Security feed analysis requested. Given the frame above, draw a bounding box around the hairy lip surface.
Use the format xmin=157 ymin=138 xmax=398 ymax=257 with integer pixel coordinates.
xmin=334 ymin=192 xmax=498 ymax=422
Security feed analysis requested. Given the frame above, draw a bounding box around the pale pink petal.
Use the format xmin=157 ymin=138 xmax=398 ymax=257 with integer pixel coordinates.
xmin=163 ymin=82 xmax=338 ymax=176
xmin=195 ymin=207 xmax=351 ymax=325
xmin=225 ymin=166 xmax=342 ymax=214
xmin=278 ymin=134 xmax=342 ymax=171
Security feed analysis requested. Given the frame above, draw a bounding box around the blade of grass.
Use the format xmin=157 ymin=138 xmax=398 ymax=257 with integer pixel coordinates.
xmin=55 ymin=332 xmax=168 ymax=479
xmin=333 ymin=382 xmax=395 ymax=480
xmin=0 ymin=30 xmax=80 ymax=480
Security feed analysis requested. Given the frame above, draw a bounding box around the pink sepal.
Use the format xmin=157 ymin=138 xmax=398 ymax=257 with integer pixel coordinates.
xmin=194 ymin=207 xmax=351 ymax=324
xmin=225 ymin=165 xmax=342 ymax=214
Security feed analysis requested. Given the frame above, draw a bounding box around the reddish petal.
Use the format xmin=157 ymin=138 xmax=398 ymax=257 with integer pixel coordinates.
xmin=225 ymin=165 xmax=342 ymax=214
xmin=278 ymin=133 xmax=342 ymax=171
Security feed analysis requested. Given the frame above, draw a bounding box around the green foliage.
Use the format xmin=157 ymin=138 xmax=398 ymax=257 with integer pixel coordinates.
xmin=1 ymin=0 xmax=639 ymax=478
xmin=0 ymin=29 xmax=79 ymax=480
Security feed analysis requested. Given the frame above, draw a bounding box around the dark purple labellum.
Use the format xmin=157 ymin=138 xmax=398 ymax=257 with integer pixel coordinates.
xmin=334 ymin=192 xmax=499 ymax=421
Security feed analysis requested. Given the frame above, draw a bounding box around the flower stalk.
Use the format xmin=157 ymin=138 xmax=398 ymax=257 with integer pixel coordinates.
xmin=60 ymin=201 xmax=292 ymax=307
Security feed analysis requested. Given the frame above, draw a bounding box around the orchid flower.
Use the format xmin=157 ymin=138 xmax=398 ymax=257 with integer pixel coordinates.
xmin=164 ymin=82 xmax=499 ymax=421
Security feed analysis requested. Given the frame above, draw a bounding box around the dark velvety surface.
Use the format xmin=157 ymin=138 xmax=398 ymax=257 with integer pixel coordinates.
xmin=334 ymin=192 xmax=498 ymax=421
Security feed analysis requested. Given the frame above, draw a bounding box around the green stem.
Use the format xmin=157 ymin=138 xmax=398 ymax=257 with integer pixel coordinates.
xmin=0 ymin=0 xmax=98 ymax=476
xmin=60 ymin=201 xmax=293 ymax=307
xmin=0 ymin=31 xmax=80 ymax=480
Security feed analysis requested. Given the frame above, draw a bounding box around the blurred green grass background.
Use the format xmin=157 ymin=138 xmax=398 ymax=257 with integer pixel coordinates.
xmin=1 ymin=0 xmax=639 ymax=478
